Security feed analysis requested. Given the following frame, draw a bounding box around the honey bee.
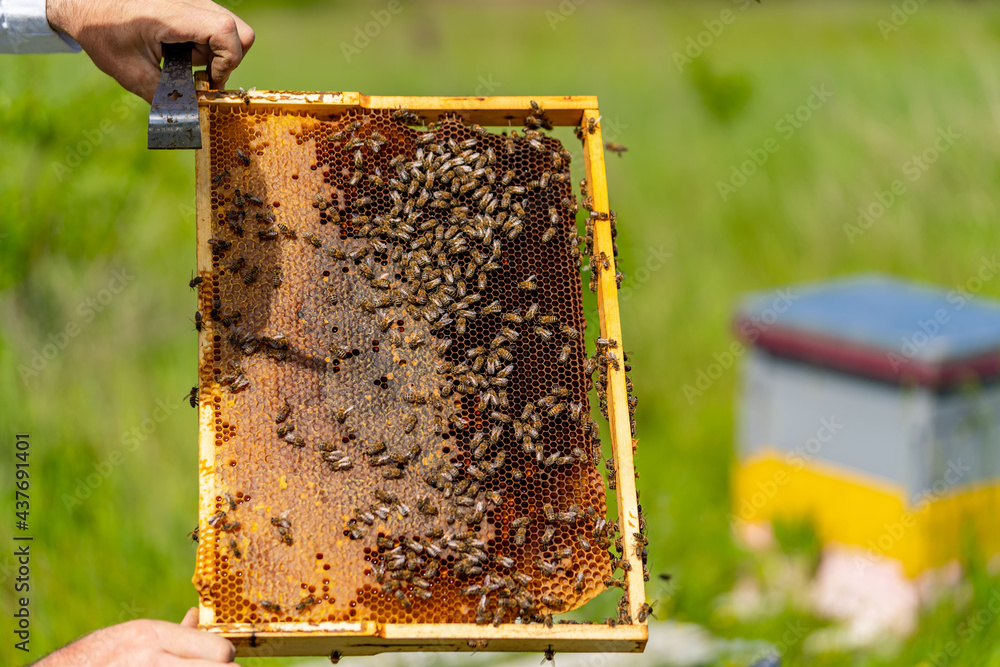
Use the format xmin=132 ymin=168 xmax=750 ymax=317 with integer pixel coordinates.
xmin=284 ymin=434 xmax=306 ymax=447
xmin=417 ymin=497 xmax=438 ymax=516
xmin=260 ymin=600 xmax=281 ymax=613
xmin=185 ymin=386 xmax=199 ymax=408
xmin=229 ymin=538 xmax=242 ymax=558
xmin=540 ymin=526 xmax=556 ymax=545
xmin=535 ymin=558 xmax=557 ymax=577
xmin=274 ymin=400 xmax=291 ymax=424
xmin=556 ymin=346 xmax=571 ymax=364
xmin=605 ymin=351 xmax=620 ymax=370
xmin=541 ymin=595 xmax=564 ymax=610
xmin=587 ymin=116 xmax=600 ymax=134
xmin=383 ymin=467 xmax=404 ymax=480
xmin=494 ymin=554 xmax=514 ymax=569
xmin=211 ymin=170 xmax=230 ymax=185
xmin=236 ymin=149 xmax=250 ymax=166
xmin=505 ymin=304 xmax=530 ymax=326
xmin=193 ymin=310 xmax=204 ymax=332
xmin=295 ymin=596 xmax=316 ymax=612
xmin=207 ymin=238 xmax=231 ymax=253
xmin=603 ymin=576 xmax=625 ymax=590
xmin=334 ymin=405 xmax=354 ymax=424
xmin=402 ymin=414 xmax=418 ymax=434
xmin=605 ymin=141 xmax=628 ymax=157
xmin=229 ymin=375 xmax=250 ymax=393
xmin=394 ymin=589 xmax=412 ymax=609
xmin=518 ymin=275 xmax=537 ymax=291
xmin=304 ymin=233 xmax=323 ymax=248
xmin=277 ymin=223 xmax=297 ymax=239
xmin=258 ymin=229 xmax=278 ymax=241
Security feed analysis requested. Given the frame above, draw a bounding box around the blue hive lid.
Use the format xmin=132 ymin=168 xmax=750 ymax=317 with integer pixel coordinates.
xmin=735 ymin=273 xmax=1000 ymax=386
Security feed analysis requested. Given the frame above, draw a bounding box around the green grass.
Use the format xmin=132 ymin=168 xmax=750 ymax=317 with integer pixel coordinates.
xmin=3 ymin=1 xmax=1000 ymax=665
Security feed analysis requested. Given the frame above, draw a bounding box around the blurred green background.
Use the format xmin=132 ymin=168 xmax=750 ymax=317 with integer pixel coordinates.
xmin=3 ymin=1 xmax=1000 ymax=665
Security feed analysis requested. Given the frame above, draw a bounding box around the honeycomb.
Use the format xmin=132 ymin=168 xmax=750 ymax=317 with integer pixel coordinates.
xmin=192 ymin=102 xmax=624 ymax=628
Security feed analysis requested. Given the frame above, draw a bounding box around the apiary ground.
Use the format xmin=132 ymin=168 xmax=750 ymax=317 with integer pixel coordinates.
xmin=193 ymin=104 xmax=617 ymax=626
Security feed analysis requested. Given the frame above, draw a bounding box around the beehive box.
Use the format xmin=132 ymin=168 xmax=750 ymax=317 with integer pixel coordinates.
xmin=190 ymin=79 xmax=646 ymax=658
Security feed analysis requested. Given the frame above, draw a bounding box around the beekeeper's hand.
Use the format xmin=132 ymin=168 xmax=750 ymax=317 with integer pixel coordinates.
xmin=46 ymin=0 xmax=255 ymax=102
xmin=34 ymin=607 xmax=239 ymax=666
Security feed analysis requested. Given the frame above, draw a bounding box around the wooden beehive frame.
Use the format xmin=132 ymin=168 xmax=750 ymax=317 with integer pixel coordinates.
xmin=193 ymin=78 xmax=646 ymax=657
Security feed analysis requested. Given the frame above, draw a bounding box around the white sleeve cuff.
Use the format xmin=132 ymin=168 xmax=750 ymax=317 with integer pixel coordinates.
xmin=1 ymin=0 xmax=81 ymax=53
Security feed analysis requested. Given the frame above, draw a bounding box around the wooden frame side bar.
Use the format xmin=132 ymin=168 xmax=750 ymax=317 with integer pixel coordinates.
xmin=581 ymin=110 xmax=646 ymax=622
xmin=193 ymin=73 xmax=226 ymax=627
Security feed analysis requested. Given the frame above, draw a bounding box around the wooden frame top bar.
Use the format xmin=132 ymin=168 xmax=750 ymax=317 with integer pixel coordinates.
xmin=196 ymin=85 xmax=597 ymax=126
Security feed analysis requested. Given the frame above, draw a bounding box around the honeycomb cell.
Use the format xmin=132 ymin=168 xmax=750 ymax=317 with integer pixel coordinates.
xmin=192 ymin=105 xmax=623 ymax=627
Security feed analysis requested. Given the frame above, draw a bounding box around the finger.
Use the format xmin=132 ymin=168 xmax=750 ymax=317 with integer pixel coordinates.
xmin=93 ymin=51 xmax=162 ymax=103
xmin=180 ymin=607 xmax=199 ymax=628
xmin=145 ymin=620 xmax=236 ymax=662
xmin=183 ymin=0 xmax=255 ymax=54
xmin=126 ymin=60 xmax=163 ymax=104
xmin=155 ymin=7 xmax=245 ymax=86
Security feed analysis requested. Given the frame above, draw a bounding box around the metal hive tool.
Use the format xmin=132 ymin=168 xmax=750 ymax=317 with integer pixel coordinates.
xmin=191 ymin=80 xmax=645 ymax=658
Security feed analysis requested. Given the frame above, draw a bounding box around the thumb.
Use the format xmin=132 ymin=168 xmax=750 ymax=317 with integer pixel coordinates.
xmin=180 ymin=607 xmax=199 ymax=628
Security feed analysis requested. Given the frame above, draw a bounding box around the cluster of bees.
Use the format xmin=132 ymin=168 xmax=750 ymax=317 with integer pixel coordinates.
xmin=193 ymin=101 xmax=646 ymax=630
